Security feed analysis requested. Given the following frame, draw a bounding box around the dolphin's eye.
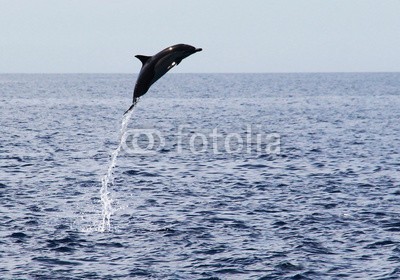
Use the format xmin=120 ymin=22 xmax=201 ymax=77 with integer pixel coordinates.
xmin=171 ymin=62 xmax=176 ymax=66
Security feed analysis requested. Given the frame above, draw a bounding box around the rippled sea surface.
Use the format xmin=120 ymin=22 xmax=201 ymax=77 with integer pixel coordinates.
xmin=1 ymin=73 xmax=400 ymax=279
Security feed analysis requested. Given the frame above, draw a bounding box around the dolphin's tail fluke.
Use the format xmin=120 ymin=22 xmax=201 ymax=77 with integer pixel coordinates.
xmin=123 ymin=98 xmax=139 ymax=115
xmin=123 ymin=103 xmax=135 ymax=115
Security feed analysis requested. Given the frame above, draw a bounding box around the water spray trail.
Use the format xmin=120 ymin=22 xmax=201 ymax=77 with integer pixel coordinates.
xmin=99 ymin=108 xmax=134 ymax=232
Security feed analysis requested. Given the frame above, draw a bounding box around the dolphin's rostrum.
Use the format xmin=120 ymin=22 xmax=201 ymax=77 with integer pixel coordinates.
xmin=125 ymin=44 xmax=202 ymax=114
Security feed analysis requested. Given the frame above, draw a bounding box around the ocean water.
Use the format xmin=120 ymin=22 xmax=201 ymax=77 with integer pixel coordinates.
xmin=1 ymin=73 xmax=399 ymax=279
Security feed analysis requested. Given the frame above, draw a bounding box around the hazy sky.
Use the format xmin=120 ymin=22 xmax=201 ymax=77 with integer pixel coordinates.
xmin=1 ymin=0 xmax=400 ymax=73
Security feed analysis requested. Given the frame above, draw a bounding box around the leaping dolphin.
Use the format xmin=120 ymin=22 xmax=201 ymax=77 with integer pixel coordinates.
xmin=124 ymin=44 xmax=202 ymax=114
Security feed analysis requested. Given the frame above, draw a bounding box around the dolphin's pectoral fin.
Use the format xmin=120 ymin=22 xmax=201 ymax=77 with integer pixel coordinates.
xmin=175 ymin=58 xmax=182 ymax=65
xmin=135 ymin=55 xmax=151 ymax=65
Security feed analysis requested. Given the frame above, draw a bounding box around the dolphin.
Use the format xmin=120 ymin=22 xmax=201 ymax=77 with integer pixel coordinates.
xmin=124 ymin=44 xmax=202 ymax=114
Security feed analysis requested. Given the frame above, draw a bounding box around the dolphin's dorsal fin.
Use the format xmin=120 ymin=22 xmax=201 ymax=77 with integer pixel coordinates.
xmin=135 ymin=55 xmax=151 ymax=65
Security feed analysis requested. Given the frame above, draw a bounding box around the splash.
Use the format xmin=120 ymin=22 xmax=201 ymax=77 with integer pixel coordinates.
xmin=98 ymin=108 xmax=134 ymax=232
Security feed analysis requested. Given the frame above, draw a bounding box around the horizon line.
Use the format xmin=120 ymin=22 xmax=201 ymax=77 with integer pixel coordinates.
xmin=1 ymin=71 xmax=400 ymax=75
